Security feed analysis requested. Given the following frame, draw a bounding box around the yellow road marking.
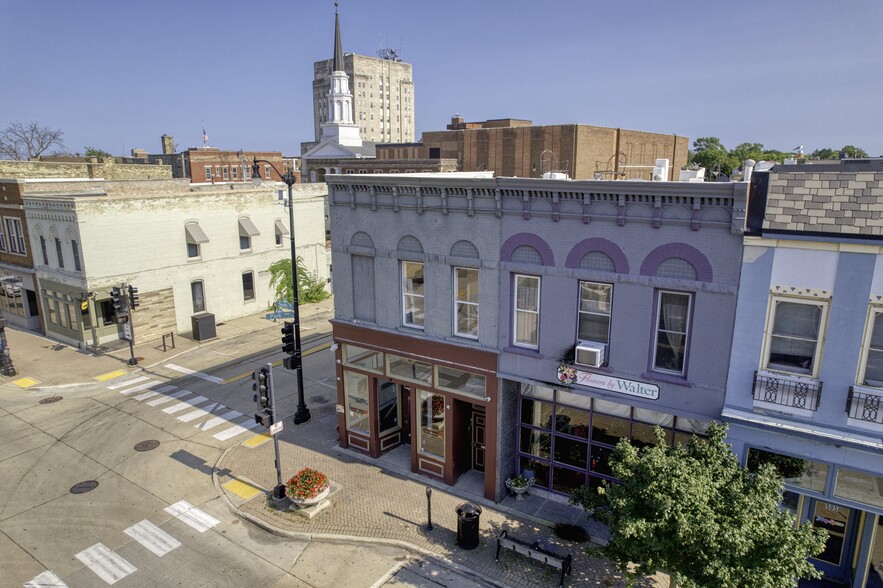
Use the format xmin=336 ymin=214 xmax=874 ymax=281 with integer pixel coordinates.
xmin=13 ymin=377 xmax=39 ymax=388
xmin=223 ymin=479 xmax=262 ymax=500
xmin=95 ymin=369 xmax=127 ymax=382
xmin=242 ymin=432 xmax=271 ymax=448
xmin=223 ymin=341 xmax=332 ymax=384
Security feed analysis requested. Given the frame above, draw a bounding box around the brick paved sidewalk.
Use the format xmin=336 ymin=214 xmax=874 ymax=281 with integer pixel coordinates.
xmin=217 ymin=408 xmax=670 ymax=588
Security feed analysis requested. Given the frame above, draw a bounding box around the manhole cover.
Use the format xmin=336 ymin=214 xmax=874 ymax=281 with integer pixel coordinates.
xmin=134 ymin=440 xmax=160 ymax=452
xmin=39 ymin=396 xmax=63 ymax=405
xmin=70 ymin=480 xmax=99 ymax=494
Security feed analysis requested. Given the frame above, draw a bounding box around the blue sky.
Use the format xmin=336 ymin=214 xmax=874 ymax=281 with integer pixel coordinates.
xmin=2 ymin=0 xmax=881 ymax=157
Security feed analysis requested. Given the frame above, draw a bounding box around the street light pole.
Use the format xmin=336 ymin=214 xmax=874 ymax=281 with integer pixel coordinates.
xmin=252 ymin=159 xmax=311 ymax=425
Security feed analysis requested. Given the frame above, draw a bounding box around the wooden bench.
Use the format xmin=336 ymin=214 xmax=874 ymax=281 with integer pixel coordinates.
xmin=495 ymin=529 xmax=573 ymax=587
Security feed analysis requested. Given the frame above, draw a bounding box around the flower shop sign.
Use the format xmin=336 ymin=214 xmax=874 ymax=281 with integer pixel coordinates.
xmin=557 ymin=365 xmax=659 ymax=400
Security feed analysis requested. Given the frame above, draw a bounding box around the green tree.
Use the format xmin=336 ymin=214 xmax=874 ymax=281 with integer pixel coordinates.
xmin=571 ymin=423 xmax=826 ymax=588
xmin=730 ymin=142 xmax=765 ymax=164
xmin=84 ymin=146 xmax=113 ymax=159
xmin=268 ymin=257 xmax=329 ymax=305
xmin=809 ymin=148 xmax=840 ymax=160
xmin=689 ymin=137 xmax=736 ymax=179
xmin=840 ymin=145 xmax=869 ymax=158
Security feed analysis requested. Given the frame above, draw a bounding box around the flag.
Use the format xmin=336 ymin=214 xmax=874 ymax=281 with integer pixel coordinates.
xmin=203 ymin=129 xmax=208 ymax=145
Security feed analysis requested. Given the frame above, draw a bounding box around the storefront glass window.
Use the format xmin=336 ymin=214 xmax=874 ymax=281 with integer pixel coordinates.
xmin=554 ymin=437 xmax=587 ymax=469
xmin=521 ymin=383 xmax=554 ymax=401
xmin=435 ymin=365 xmax=485 ymax=399
xmin=866 ymin=516 xmax=883 ymax=588
xmin=377 ymin=381 xmax=400 ymax=435
xmin=552 ymin=466 xmax=586 ymax=495
xmin=747 ymin=448 xmax=829 ymax=494
xmin=344 ymin=371 xmax=370 ymax=433
xmin=343 ymin=344 xmax=384 ymax=373
xmin=834 ymin=467 xmax=883 ymax=510
xmin=521 ymin=398 xmax=553 ymax=429
xmin=418 ymin=390 xmax=445 ymax=458
xmin=520 ymin=429 xmax=550 ymax=459
xmin=554 ymin=405 xmax=590 ymax=438
xmin=387 ymin=354 xmax=432 ymax=385
xmin=591 ymin=413 xmax=630 ymax=445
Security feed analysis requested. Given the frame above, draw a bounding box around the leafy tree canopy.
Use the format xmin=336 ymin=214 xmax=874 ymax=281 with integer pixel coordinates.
xmin=571 ymin=423 xmax=826 ymax=588
xmin=84 ymin=146 xmax=113 ymax=159
xmin=0 ymin=121 xmax=66 ymax=160
xmin=268 ymin=257 xmax=329 ymax=305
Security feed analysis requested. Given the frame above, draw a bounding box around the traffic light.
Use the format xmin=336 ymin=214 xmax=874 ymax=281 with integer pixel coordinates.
xmin=281 ymin=322 xmax=294 ymax=355
xmin=252 ymin=367 xmax=271 ymax=409
xmin=128 ymin=285 xmax=140 ymax=309
xmin=255 ymin=410 xmax=274 ymax=427
xmin=111 ymin=286 xmax=125 ymax=313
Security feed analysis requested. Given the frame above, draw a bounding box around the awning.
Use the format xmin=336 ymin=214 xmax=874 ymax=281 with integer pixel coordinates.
xmin=185 ymin=222 xmax=209 ymax=244
xmin=238 ymin=217 xmax=260 ymax=237
xmin=274 ymin=219 xmax=289 ymax=235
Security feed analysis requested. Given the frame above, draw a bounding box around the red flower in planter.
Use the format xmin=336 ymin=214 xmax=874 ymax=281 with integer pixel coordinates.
xmin=286 ymin=467 xmax=330 ymax=501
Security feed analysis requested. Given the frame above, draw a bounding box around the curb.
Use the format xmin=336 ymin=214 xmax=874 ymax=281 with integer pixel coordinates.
xmin=210 ymin=444 xmax=511 ymax=588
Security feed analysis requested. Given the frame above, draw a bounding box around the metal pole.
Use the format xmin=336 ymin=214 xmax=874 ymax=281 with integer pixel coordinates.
xmin=425 ymin=486 xmax=433 ymax=531
xmin=125 ymin=283 xmax=137 ymax=366
xmin=268 ymin=363 xmax=285 ymax=499
xmin=288 ymin=178 xmax=311 ymax=425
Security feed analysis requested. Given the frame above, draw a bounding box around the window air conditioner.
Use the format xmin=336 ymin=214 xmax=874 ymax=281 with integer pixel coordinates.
xmin=575 ymin=341 xmax=607 ymax=368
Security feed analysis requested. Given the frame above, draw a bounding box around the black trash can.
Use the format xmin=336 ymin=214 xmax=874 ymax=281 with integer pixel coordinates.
xmin=456 ymin=502 xmax=482 ymax=549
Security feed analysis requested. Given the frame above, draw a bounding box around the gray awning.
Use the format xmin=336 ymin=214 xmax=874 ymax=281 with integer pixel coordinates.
xmin=274 ymin=219 xmax=289 ymax=235
xmin=185 ymin=222 xmax=209 ymax=244
xmin=238 ymin=217 xmax=260 ymax=237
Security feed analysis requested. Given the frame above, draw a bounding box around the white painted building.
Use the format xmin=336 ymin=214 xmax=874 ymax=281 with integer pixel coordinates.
xmin=22 ymin=178 xmax=328 ymax=348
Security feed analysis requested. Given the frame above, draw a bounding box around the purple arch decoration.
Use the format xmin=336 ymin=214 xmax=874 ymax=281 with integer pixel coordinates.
xmin=500 ymin=233 xmax=555 ymax=266
xmin=640 ymin=243 xmax=713 ymax=282
xmin=564 ymin=238 xmax=630 ymax=273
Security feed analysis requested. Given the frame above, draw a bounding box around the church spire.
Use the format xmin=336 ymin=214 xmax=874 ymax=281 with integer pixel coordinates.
xmin=332 ymin=2 xmax=344 ymax=72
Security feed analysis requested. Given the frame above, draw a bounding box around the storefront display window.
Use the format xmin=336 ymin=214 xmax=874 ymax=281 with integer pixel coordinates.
xmin=344 ymin=371 xmax=370 ymax=433
xmin=387 ymin=354 xmax=432 ymax=385
xmin=834 ymin=467 xmax=883 ymax=510
xmin=521 ymin=397 xmax=553 ymax=429
xmin=436 ymin=365 xmax=485 ymax=399
xmin=746 ymin=448 xmax=829 ymax=494
xmin=343 ymin=344 xmax=384 ymax=373
xmin=418 ymin=390 xmax=445 ymax=458
xmin=520 ymin=429 xmax=550 ymax=459
xmin=377 ymin=381 xmax=400 ymax=435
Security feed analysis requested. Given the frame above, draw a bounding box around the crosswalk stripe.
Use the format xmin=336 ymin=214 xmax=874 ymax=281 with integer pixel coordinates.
xmin=177 ymin=402 xmax=220 ymax=423
xmin=133 ymin=384 xmax=177 ymax=402
xmin=75 ymin=542 xmax=137 ymax=585
xmin=162 ymin=395 xmax=209 ymax=415
xmin=165 ymin=363 xmax=224 ymax=384
xmin=146 ymin=389 xmax=191 ymax=407
xmin=25 ymin=570 xmax=69 ymax=587
xmin=164 ymin=500 xmax=220 ymax=533
xmin=118 ymin=380 xmax=159 ymax=396
xmin=106 ymin=376 xmax=148 ymax=390
xmin=213 ymin=418 xmax=259 ymax=441
xmin=195 ymin=410 xmax=242 ymax=432
xmin=124 ymin=519 xmax=181 ymax=557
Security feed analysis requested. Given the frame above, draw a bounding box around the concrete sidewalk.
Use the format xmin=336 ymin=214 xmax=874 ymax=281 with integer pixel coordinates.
xmin=0 ymin=297 xmax=336 ymax=390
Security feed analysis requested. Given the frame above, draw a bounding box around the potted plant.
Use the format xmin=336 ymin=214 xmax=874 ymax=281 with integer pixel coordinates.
xmin=286 ymin=467 xmax=331 ymax=506
xmin=505 ymin=474 xmax=535 ymax=497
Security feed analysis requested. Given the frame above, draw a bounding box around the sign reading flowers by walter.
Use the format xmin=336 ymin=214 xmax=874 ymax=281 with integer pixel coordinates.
xmin=557 ymin=364 xmax=577 ymax=385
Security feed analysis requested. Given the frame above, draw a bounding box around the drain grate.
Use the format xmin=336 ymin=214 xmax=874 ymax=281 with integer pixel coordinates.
xmin=70 ymin=480 xmax=99 ymax=494
xmin=39 ymin=396 xmax=63 ymax=405
xmin=134 ymin=440 xmax=160 ymax=452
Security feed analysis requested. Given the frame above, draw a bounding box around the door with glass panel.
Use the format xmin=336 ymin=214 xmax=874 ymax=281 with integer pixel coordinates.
xmin=807 ymin=499 xmax=859 ymax=584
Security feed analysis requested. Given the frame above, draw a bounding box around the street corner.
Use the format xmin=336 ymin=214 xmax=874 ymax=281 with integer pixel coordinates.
xmin=11 ymin=376 xmax=39 ymax=388
xmin=94 ymin=369 xmax=128 ymax=382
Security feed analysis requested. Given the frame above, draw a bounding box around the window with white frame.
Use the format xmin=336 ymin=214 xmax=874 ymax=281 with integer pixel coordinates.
xmin=514 ymin=274 xmax=540 ymax=348
xmin=231 ymin=166 xmax=239 ymax=180
xmin=454 ymin=267 xmax=479 ymax=338
xmin=5 ymin=218 xmax=25 ymax=254
xmin=242 ymin=271 xmax=255 ymax=301
xmin=860 ymin=308 xmax=883 ymax=387
xmin=204 ymin=166 xmax=212 ymax=180
xmin=764 ymin=298 xmax=826 ymax=376
xmin=578 ymin=282 xmax=612 ymax=343
xmin=265 ymin=164 xmax=271 ymax=179
xmin=222 ymin=166 xmax=229 ymax=180
xmin=401 ymin=261 xmax=424 ymax=328
xmin=653 ymin=291 xmax=692 ymax=375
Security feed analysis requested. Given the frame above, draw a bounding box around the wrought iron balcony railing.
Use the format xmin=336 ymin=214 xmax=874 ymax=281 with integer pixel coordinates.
xmin=846 ymin=386 xmax=883 ymax=425
xmin=752 ymin=371 xmax=822 ymax=412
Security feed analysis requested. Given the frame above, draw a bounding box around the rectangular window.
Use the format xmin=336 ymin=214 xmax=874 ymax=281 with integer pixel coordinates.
xmin=861 ymin=309 xmax=883 ymax=387
xmin=344 ymin=371 xmax=370 ymax=433
xmin=352 ymin=255 xmax=376 ymax=322
xmin=55 ymin=238 xmax=65 ymax=269
xmin=215 ymin=165 xmax=221 ymax=178
xmin=242 ymin=271 xmax=255 ymax=301
xmin=191 ymin=280 xmax=205 ymax=313
xmin=187 ymin=243 xmax=200 ymax=259
xmin=239 ymin=235 xmax=251 ymax=251
xmin=418 ymin=390 xmax=445 ymax=458
xmin=454 ymin=267 xmax=479 ymax=338
xmin=222 ymin=166 xmax=229 ymax=180
xmin=40 ymin=236 xmax=49 ymax=265
xmin=435 ymin=365 xmax=485 ymax=399
xmin=0 ymin=221 xmax=5 ymax=251
xmin=387 ymin=354 xmax=432 ymax=385
xmin=204 ymin=166 xmax=212 ymax=180
xmin=342 ymin=344 xmax=384 ymax=373
xmin=514 ymin=275 xmax=540 ymax=348
xmin=5 ymin=218 xmax=26 ymax=254
xmin=71 ymin=239 xmax=82 ymax=271
xmin=65 ymin=303 xmax=78 ymax=331
xmin=653 ymin=291 xmax=691 ymax=375
xmin=764 ymin=298 xmax=826 ymax=376
xmin=578 ymin=282 xmax=612 ymax=343
xmin=401 ymin=261 xmax=424 ymax=328
xmin=378 ymin=381 xmax=400 ymax=435
xmin=265 ymin=164 xmax=271 ymax=179
xmin=231 ymin=166 xmax=238 ymax=180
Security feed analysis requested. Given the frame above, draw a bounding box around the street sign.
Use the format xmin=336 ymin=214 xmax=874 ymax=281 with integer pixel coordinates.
xmin=264 ymin=311 xmax=295 ymax=320
xmin=270 ymin=421 xmax=283 ymax=435
xmin=123 ymin=323 xmax=132 ymax=341
xmin=275 ymin=300 xmax=294 ymax=310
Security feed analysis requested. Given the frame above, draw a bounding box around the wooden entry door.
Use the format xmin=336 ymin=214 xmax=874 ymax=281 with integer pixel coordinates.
xmin=401 ymin=386 xmax=411 ymax=445
xmin=472 ymin=407 xmax=486 ymax=472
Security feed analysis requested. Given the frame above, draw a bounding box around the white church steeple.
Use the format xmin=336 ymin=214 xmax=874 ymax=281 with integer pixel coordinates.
xmin=320 ymin=3 xmax=362 ymax=147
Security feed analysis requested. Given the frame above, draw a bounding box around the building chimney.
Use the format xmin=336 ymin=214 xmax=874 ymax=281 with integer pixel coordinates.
xmin=161 ymin=135 xmax=175 ymax=155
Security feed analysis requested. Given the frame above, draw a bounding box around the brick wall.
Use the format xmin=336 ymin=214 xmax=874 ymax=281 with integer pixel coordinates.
xmin=130 ymin=287 xmax=177 ymax=343
xmin=0 ymin=160 xmax=172 ymax=180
